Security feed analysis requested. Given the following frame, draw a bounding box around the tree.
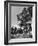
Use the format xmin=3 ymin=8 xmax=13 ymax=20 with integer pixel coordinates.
xmin=17 ymin=7 xmax=32 ymax=33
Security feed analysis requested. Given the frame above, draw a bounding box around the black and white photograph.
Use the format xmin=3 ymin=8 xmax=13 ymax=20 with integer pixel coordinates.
xmin=4 ymin=1 xmax=37 ymax=45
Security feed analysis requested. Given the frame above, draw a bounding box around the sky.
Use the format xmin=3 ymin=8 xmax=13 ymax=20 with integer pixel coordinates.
xmin=11 ymin=6 xmax=27 ymax=27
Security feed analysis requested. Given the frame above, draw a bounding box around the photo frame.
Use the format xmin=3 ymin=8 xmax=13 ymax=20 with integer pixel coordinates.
xmin=4 ymin=1 xmax=37 ymax=45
